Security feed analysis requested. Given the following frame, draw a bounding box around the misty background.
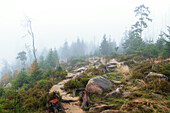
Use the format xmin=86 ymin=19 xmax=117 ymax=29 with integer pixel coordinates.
xmin=0 ymin=0 xmax=170 ymax=76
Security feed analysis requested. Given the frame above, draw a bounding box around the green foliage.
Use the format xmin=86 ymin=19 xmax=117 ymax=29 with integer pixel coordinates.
xmin=12 ymin=69 xmax=29 ymax=88
xmin=37 ymin=79 xmax=52 ymax=91
xmin=0 ymin=104 xmax=5 ymax=113
xmin=46 ymin=49 xmax=57 ymax=68
xmin=61 ymin=41 xmax=70 ymax=60
xmin=124 ymin=35 xmax=145 ymax=54
xmin=68 ymin=57 xmax=84 ymax=66
xmin=124 ymin=60 xmax=135 ymax=67
xmin=166 ymin=62 xmax=170 ymax=70
xmin=117 ymin=54 xmax=135 ymax=62
xmin=4 ymin=88 xmax=17 ymax=99
xmin=146 ymin=78 xmax=170 ymax=93
xmin=39 ymin=48 xmax=59 ymax=69
xmin=54 ymin=66 xmax=67 ymax=80
xmin=132 ymin=4 xmax=152 ymax=37
xmin=1 ymin=79 xmax=53 ymax=113
xmin=30 ymin=63 xmax=43 ymax=83
xmin=133 ymin=55 xmax=145 ymax=61
xmin=162 ymin=26 xmax=170 ymax=58
xmin=16 ymin=51 xmax=27 ymax=66
xmin=143 ymin=43 xmax=158 ymax=58
xmin=64 ymin=79 xmax=83 ymax=90
xmin=38 ymin=55 xmax=46 ymax=69
xmin=132 ymin=62 xmax=152 ymax=79
xmin=156 ymin=36 xmax=165 ymax=54
xmin=100 ymin=34 xmax=116 ymax=56
xmin=87 ymin=67 xmax=103 ymax=76
xmin=18 ymin=86 xmax=50 ymax=112
xmin=44 ymin=67 xmax=53 ymax=78
xmin=64 ymin=74 xmax=90 ymax=90
xmin=132 ymin=71 xmax=145 ymax=79
xmin=107 ymin=72 xmax=123 ymax=81
xmin=61 ymin=38 xmax=87 ymax=59
xmin=0 ymin=87 xmax=4 ymax=97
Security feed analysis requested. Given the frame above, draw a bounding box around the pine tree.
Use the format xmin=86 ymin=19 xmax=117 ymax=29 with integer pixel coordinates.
xmin=30 ymin=60 xmax=43 ymax=83
xmin=163 ymin=26 xmax=170 ymax=57
xmin=46 ymin=49 xmax=56 ymax=68
xmin=132 ymin=4 xmax=152 ymax=37
xmin=12 ymin=69 xmax=29 ymax=88
xmin=100 ymin=34 xmax=110 ymax=55
xmin=16 ymin=51 xmax=27 ymax=67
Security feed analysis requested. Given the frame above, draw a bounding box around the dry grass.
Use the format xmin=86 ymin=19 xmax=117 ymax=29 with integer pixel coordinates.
xmin=130 ymin=79 xmax=147 ymax=91
xmin=116 ymin=65 xmax=131 ymax=81
xmin=117 ymin=65 xmax=130 ymax=75
xmin=154 ymin=58 xmax=170 ymax=64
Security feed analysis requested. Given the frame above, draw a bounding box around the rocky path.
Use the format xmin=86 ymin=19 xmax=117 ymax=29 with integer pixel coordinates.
xmin=49 ymin=58 xmax=120 ymax=113
xmin=49 ymin=74 xmax=85 ymax=113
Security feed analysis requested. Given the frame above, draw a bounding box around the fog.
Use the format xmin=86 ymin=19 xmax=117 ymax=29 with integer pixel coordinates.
xmin=0 ymin=0 xmax=170 ymax=75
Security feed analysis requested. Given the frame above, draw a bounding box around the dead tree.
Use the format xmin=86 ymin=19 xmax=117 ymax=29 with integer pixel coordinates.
xmin=25 ymin=17 xmax=37 ymax=60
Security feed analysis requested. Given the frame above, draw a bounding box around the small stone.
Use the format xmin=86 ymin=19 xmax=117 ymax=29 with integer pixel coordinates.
xmin=102 ymin=75 xmax=108 ymax=78
xmin=122 ymin=92 xmax=131 ymax=97
xmin=107 ymin=65 xmax=117 ymax=68
xmin=107 ymin=88 xmax=123 ymax=97
xmin=112 ymin=80 xmax=122 ymax=84
xmin=101 ymin=110 xmax=127 ymax=113
xmin=152 ymin=93 xmax=163 ymax=98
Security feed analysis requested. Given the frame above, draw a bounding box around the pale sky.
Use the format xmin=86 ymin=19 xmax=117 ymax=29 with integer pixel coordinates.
xmin=0 ymin=0 xmax=170 ymax=72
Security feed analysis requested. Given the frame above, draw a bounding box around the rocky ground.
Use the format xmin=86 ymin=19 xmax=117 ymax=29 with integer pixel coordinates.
xmin=49 ymin=56 xmax=170 ymax=113
xmin=50 ymin=73 xmax=85 ymax=113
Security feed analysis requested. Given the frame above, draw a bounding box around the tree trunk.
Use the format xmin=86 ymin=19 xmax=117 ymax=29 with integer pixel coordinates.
xmin=29 ymin=21 xmax=37 ymax=60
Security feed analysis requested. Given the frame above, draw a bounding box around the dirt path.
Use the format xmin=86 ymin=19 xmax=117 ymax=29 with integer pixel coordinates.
xmin=49 ymin=74 xmax=85 ymax=113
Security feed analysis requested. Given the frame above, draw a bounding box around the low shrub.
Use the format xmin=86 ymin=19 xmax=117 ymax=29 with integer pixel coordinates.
xmin=146 ymin=78 xmax=170 ymax=93
xmin=131 ymin=62 xmax=152 ymax=79
xmin=0 ymin=87 xmax=4 ymax=97
xmin=132 ymin=71 xmax=145 ymax=79
xmin=88 ymin=67 xmax=103 ymax=75
xmin=37 ymin=79 xmax=53 ymax=91
xmin=64 ymin=79 xmax=83 ymax=90
xmin=64 ymin=74 xmax=90 ymax=91
xmin=133 ymin=55 xmax=145 ymax=61
xmin=124 ymin=60 xmax=135 ymax=67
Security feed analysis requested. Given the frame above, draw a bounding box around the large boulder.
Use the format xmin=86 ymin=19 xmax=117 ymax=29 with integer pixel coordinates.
xmin=145 ymin=72 xmax=168 ymax=81
xmin=85 ymin=76 xmax=113 ymax=94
